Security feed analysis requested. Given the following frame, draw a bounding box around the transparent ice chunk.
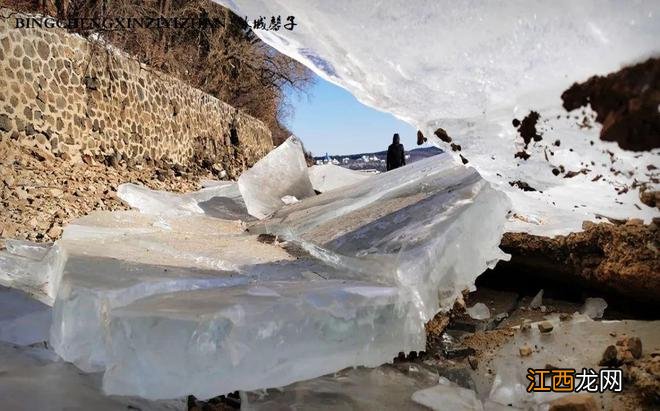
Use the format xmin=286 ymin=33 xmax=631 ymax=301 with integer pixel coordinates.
xmin=466 ymin=303 xmax=491 ymax=320
xmin=580 ymin=297 xmax=608 ymax=319
xmin=238 ymin=136 xmax=315 ymax=219
xmin=102 ymin=280 xmax=422 ymax=399
xmin=412 ymin=377 xmax=484 ymax=411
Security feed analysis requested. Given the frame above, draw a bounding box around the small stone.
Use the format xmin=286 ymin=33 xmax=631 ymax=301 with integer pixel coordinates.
xmin=559 ymin=313 xmax=571 ymax=321
xmin=625 ymin=218 xmax=643 ymax=226
xmin=548 ymin=393 xmax=598 ymax=411
xmin=519 ymin=344 xmax=533 ymax=357
xmin=599 ymin=345 xmax=620 ymax=367
xmin=538 ymin=321 xmax=554 ymax=333
xmin=622 ymin=336 xmax=643 ymax=359
xmin=467 ymin=355 xmax=478 ymax=370
xmin=47 ymin=224 xmax=63 ymax=239
xmin=521 ymin=321 xmax=531 ymax=332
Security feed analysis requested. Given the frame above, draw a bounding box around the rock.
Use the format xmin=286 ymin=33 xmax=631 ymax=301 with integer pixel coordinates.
xmin=0 ymin=114 xmax=11 ymax=132
xmin=519 ymin=344 xmax=532 ymax=357
xmin=599 ymin=345 xmax=620 ymax=366
xmin=46 ymin=225 xmax=62 ymax=239
xmin=618 ymin=336 xmax=642 ymax=359
xmin=538 ymin=321 xmax=554 ymax=333
xmin=548 ymin=393 xmax=598 ymax=411
xmin=626 ymin=218 xmax=644 ymax=226
xmin=467 ymin=355 xmax=478 ymax=370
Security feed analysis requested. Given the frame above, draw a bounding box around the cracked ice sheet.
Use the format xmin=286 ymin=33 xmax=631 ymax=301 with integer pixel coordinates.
xmin=253 ymin=153 xmax=510 ymax=318
xmin=308 ymin=164 xmax=373 ymax=193
xmin=103 ymin=280 xmax=422 ymax=399
xmin=215 ymin=0 xmax=660 ymax=235
xmin=0 ymin=342 xmax=185 ymax=411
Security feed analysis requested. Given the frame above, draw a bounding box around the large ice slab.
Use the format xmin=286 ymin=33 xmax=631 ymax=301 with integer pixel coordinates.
xmin=103 ymin=280 xmax=421 ymax=399
xmin=238 ymin=136 xmax=315 ymax=219
xmin=308 ymin=164 xmax=373 ymax=193
xmin=51 ymin=210 xmax=305 ymax=372
xmin=0 ymin=341 xmax=184 ymax=411
xmin=254 ymin=153 xmax=510 ymax=318
xmin=216 ymin=0 xmax=660 ymax=234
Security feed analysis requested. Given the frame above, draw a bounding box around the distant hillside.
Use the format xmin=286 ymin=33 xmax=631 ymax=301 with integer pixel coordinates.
xmin=314 ymin=146 xmax=443 ymax=171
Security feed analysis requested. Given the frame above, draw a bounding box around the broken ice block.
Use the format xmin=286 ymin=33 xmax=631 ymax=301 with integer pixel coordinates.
xmin=466 ymin=303 xmax=491 ymax=320
xmin=0 ymin=242 xmax=66 ymax=305
xmin=254 ymin=154 xmax=511 ymax=318
xmin=529 ymin=289 xmax=543 ymax=308
xmin=412 ymin=377 xmax=484 ymax=411
xmin=0 ymin=342 xmax=184 ymax=411
xmin=240 ymin=364 xmax=440 ymax=410
xmin=50 ymin=255 xmax=248 ymax=372
xmin=0 ymin=286 xmax=51 ymax=345
xmin=117 ymin=182 xmax=244 ymax=218
xmin=103 ymin=280 xmax=422 ymax=399
xmin=238 ymin=136 xmax=315 ymax=219
xmin=580 ymin=297 xmax=608 ymax=319
xmin=51 ymin=211 xmax=305 ymax=372
xmin=308 ymin=164 xmax=373 ymax=193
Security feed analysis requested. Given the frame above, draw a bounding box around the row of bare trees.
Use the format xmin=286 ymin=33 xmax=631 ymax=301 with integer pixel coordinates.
xmin=7 ymin=0 xmax=314 ymax=145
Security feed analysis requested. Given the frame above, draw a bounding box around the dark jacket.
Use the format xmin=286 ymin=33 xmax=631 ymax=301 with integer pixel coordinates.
xmin=386 ymin=143 xmax=406 ymax=171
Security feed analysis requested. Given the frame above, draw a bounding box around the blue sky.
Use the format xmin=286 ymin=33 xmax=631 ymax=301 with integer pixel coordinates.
xmin=285 ymin=74 xmax=418 ymax=156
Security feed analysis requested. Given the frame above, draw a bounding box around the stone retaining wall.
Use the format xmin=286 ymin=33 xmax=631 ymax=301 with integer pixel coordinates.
xmin=0 ymin=8 xmax=273 ymax=177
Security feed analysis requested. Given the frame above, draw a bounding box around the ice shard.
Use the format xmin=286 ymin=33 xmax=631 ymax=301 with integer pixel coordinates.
xmin=308 ymin=164 xmax=373 ymax=193
xmin=216 ymin=0 xmax=660 ymax=235
xmin=238 ymin=136 xmax=315 ymax=219
xmin=117 ymin=181 xmax=248 ymax=218
xmin=0 ymin=241 xmax=66 ymax=305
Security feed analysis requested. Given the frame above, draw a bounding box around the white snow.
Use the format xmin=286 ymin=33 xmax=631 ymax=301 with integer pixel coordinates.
xmin=215 ymin=0 xmax=660 ymax=235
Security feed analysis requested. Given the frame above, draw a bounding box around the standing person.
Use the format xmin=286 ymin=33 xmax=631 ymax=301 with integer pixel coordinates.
xmin=386 ymin=133 xmax=406 ymax=171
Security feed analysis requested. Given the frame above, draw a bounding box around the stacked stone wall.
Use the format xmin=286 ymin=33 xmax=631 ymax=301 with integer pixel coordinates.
xmin=0 ymin=8 xmax=274 ymax=176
